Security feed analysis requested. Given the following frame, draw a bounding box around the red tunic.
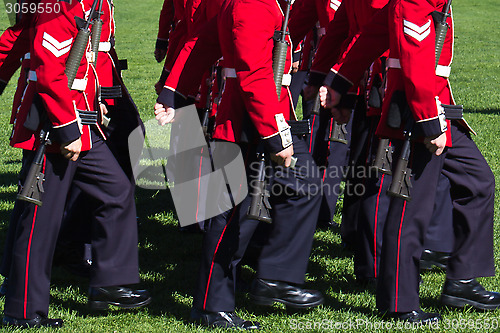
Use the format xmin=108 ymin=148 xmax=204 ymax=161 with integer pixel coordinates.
xmin=330 ymin=0 xmax=456 ymax=143
xmin=288 ymin=0 xmax=340 ymax=71
xmin=10 ymin=0 xmax=101 ymax=152
xmin=159 ymin=0 xmax=294 ymax=153
xmin=0 ymin=12 xmax=32 ymax=123
xmin=310 ymin=0 xmax=388 ymax=81
xmin=160 ymin=0 xmax=188 ymax=72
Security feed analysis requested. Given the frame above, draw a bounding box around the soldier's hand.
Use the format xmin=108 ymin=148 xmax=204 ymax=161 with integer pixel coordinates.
xmin=154 ymin=48 xmax=167 ymax=63
xmin=61 ymin=137 xmax=82 ymax=161
xmin=155 ymin=103 xmax=175 ymax=125
xmin=424 ymin=132 xmax=447 ymax=156
xmin=303 ymin=85 xmax=319 ymax=101
xmin=319 ymin=86 xmax=342 ymax=109
xmin=99 ymin=103 xmax=108 ymax=115
xmin=272 ymin=145 xmax=294 ymax=168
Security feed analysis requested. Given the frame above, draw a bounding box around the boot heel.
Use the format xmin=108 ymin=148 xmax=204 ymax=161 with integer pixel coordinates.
xmin=88 ymin=300 xmax=109 ymax=311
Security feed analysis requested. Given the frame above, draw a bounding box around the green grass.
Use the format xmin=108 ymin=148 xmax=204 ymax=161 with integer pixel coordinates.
xmin=0 ymin=0 xmax=499 ymax=331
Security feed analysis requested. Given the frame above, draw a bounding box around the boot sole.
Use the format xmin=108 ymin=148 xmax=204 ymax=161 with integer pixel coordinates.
xmin=88 ymin=296 xmax=152 ymax=311
xmin=250 ymin=294 xmax=324 ymax=309
xmin=440 ymin=294 xmax=500 ymax=310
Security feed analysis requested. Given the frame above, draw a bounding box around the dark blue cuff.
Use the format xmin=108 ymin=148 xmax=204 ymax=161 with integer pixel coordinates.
xmin=330 ymin=73 xmax=352 ymax=96
xmin=263 ymin=133 xmax=292 ymax=154
xmin=307 ymin=71 xmax=327 ymax=87
xmin=155 ymin=39 xmax=169 ymax=50
xmin=157 ymin=88 xmax=189 ymax=109
xmin=418 ymin=118 xmax=444 ymax=138
xmin=0 ymin=80 xmax=6 ymax=95
xmin=52 ymin=121 xmax=80 ymax=144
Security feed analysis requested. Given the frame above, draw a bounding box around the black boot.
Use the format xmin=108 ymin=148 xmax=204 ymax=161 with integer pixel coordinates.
xmin=249 ymin=278 xmax=324 ymax=309
xmin=441 ymin=278 xmax=500 ymax=310
xmin=88 ymin=286 xmax=152 ymax=310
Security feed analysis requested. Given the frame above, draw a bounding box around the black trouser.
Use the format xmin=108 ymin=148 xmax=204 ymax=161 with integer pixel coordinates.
xmin=4 ymin=133 xmax=139 ymax=319
xmin=306 ymin=108 xmax=351 ymax=225
xmin=1 ymin=102 xmax=143 ymax=280
xmin=353 ymin=139 xmax=454 ymax=280
xmin=376 ymin=123 xmax=495 ymax=313
xmin=193 ymin=136 xmax=321 ymax=312
xmin=54 ymin=101 xmax=145 ymax=267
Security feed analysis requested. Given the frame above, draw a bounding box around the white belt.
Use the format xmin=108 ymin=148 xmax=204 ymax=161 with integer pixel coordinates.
xmin=98 ymin=41 xmax=111 ymax=52
xmin=28 ymin=70 xmax=88 ymax=91
xmin=71 ymin=78 xmax=88 ymax=91
xmin=281 ymin=73 xmax=291 ymax=86
xmin=387 ymin=58 xmax=451 ymax=78
xmin=435 ymin=65 xmax=451 ymax=78
xmin=223 ymin=68 xmax=291 ymax=86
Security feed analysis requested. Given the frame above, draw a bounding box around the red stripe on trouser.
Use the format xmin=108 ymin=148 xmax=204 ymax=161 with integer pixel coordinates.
xmin=24 ymin=154 xmax=46 ymax=318
xmin=394 ymin=201 xmax=407 ymax=312
xmin=202 ymin=146 xmax=251 ymax=310
xmin=309 ymin=115 xmax=316 ymax=153
xmin=373 ymin=173 xmax=386 ymax=278
xmin=203 ymin=209 xmax=237 ymax=310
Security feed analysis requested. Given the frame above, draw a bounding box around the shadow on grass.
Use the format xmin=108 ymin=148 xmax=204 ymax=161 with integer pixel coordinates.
xmin=464 ymin=108 xmax=500 ymax=115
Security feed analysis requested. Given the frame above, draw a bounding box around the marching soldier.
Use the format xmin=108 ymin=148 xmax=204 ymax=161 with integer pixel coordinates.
xmin=308 ymin=0 xmax=455 ymax=284
xmin=321 ymin=0 xmax=500 ymax=322
xmin=287 ymin=0 xmax=346 ymax=228
xmin=3 ymin=0 xmax=150 ymax=328
xmin=155 ymin=0 xmax=324 ymax=329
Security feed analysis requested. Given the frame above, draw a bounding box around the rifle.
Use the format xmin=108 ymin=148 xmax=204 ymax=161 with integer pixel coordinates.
xmin=201 ymin=65 xmax=217 ymax=139
xmin=387 ymin=0 xmax=451 ymax=200
xmin=65 ymin=0 xmax=100 ymax=88
xmin=329 ymin=121 xmax=348 ymax=144
xmin=248 ymin=0 xmax=294 ymax=223
xmin=386 ymin=117 xmax=413 ymax=200
xmin=432 ymin=0 xmax=452 ymax=68
xmin=18 ymin=1 xmax=102 ymax=206
xmin=90 ymin=0 xmax=104 ymax=65
xmin=247 ymin=152 xmax=273 ymax=223
xmin=372 ymin=138 xmax=393 ymax=175
xmin=17 ymin=125 xmax=51 ymax=206
xmin=272 ymin=0 xmax=292 ymax=99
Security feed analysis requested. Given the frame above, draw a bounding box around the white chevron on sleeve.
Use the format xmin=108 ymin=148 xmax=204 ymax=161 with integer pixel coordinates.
xmin=42 ymin=32 xmax=73 ymax=58
xmin=330 ymin=0 xmax=341 ymax=10
xmin=403 ymin=19 xmax=431 ymax=42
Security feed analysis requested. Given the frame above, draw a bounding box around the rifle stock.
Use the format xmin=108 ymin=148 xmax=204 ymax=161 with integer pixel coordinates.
xmin=17 ymin=128 xmax=51 ymax=206
xmin=372 ymin=138 xmax=393 ymax=175
xmin=247 ymin=152 xmax=272 ymax=223
xmin=386 ymin=132 xmax=412 ymax=200
xmin=329 ymin=120 xmax=348 ymax=144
